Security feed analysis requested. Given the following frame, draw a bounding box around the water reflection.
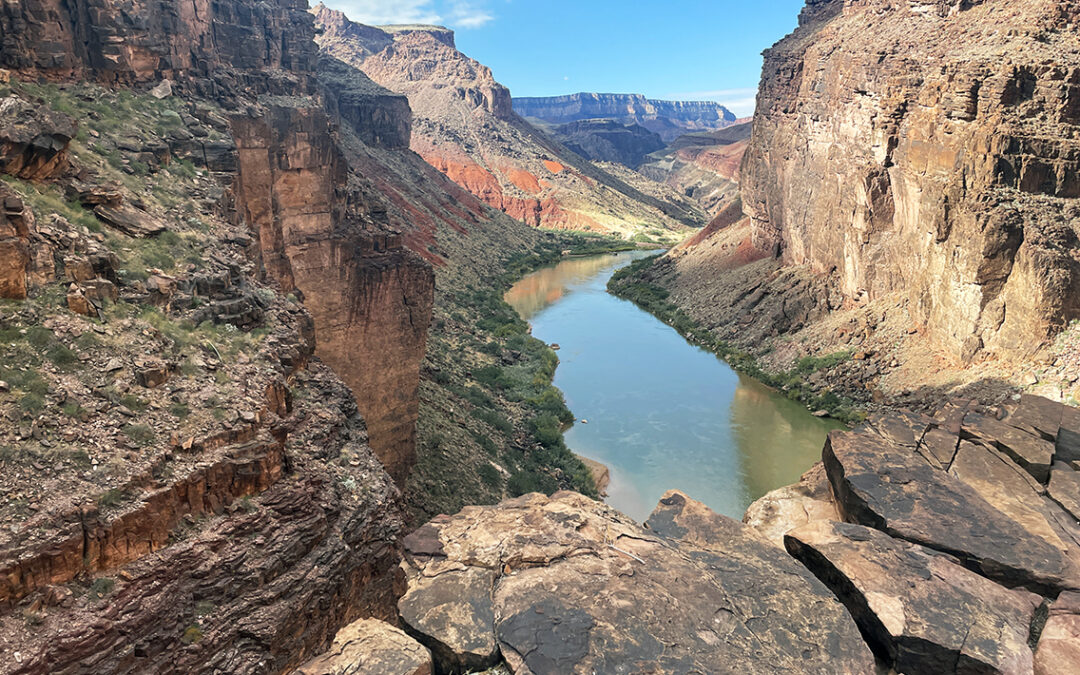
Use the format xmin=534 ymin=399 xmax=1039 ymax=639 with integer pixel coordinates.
xmin=505 ymin=251 xmax=842 ymax=522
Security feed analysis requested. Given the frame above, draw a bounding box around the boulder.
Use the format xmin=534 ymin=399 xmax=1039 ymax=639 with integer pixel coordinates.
xmin=824 ymin=428 xmax=1080 ymax=594
xmin=1035 ymin=591 xmax=1080 ymax=675
xmin=399 ymin=491 xmax=874 ymax=674
xmin=786 ymin=520 xmax=1041 ymax=675
xmin=294 ymin=618 xmax=433 ymax=675
xmin=743 ymin=461 xmax=840 ymax=547
xmin=948 ymin=441 xmax=1073 ymax=554
xmin=397 ymin=566 xmax=498 ymax=672
xmin=0 ymin=96 xmax=76 ymax=180
xmin=0 ymin=186 xmax=30 ymax=299
xmin=92 ymin=203 xmax=168 ymax=238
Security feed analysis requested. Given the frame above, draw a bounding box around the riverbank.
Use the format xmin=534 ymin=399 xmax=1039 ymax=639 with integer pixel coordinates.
xmin=608 ymin=255 xmax=867 ymax=425
xmin=409 ymin=232 xmax=642 ymax=522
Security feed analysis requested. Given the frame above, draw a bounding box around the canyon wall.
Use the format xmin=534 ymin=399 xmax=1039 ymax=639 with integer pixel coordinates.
xmin=741 ymin=0 xmax=1080 ymax=361
xmin=230 ymin=105 xmax=433 ymax=485
xmin=313 ymin=5 xmax=703 ymax=240
xmin=0 ymin=0 xmax=317 ymax=92
xmin=513 ymin=93 xmax=737 ymax=141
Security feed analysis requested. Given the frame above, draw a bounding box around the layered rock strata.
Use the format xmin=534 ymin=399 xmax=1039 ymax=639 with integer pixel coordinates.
xmin=313 ymin=5 xmax=701 ymax=239
xmin=230 ymin=104 xmax=433 ymax=484
xmin=513 ymin=93 xmax=738 ymax=142
xmin=741 ymin=0 xmax=1080 ymax=361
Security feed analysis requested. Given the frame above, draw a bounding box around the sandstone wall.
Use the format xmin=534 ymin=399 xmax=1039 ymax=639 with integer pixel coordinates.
xmin=741 ymin=0 xmax=1080 ymax=361
xmin=231 ymin=105 xmax=433 ymax=484
xmin=0 ymin=0 xmax=316 ymax=88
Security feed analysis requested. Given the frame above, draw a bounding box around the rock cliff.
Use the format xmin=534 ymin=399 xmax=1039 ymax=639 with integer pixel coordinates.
xmin=312 ymin=5 xmax=703 ymax=240
xmin=741 ymin=0 xmax=1080 ymax=362
xmin=0 ymin=76 xmax=408 ymax=671
xmin=550 ymin=118 xmax=665 ymax=169
xmin=513 ymin=92 xmax=738 ymax=142
xmin=230 ymin=103 xmax=433 ymax=485
xmin=639 ymin=121 xmax=751 ymax=216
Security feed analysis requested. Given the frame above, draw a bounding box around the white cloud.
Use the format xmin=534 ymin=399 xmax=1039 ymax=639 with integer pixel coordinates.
xmin=323 ymin=0 xmax=493 ymax=28
xmin=450 ymin=1 xmax=493 ymax=27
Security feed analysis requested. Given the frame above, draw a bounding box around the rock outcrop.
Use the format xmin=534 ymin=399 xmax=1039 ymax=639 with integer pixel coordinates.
xmin=295 ymin=618 xmax=433 ymax=675
xmin=230 ymin=104 xmax=433 ymax=485
xmin=0 ymin=97 xmax=75 ymax=180
xmin=549 ymin=119 xmax=665 ymax=169
xmin=513 ymin=93 xmax=738 ymax=142
xmin=0 ymin=184 xmax=30 ymax=299
xmin=744 ymin=395 xmax=1080 ymax=675
xmin=395 ymin=491 xmax=874 ymax=674
xmin=312 ymin=4 xmax=703 ymax=240
xmin=0 ymin=0 xmax=317 ymax=93
xmin=786 ymin=520 xmax=1043 ymax=674
xmin=741 ymin=0 xmax=1080 ymax=362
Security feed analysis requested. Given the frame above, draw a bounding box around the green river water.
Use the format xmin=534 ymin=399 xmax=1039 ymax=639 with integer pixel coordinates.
xmin=504 ymin=250 xmax=842 ymax=522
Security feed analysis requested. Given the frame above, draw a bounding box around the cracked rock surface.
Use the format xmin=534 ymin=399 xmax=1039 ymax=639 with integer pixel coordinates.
xmin=397 ymin=490 xmax=874 ymax=674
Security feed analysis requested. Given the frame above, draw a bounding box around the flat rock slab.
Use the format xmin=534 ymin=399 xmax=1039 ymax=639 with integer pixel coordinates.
xmin=93 ymin=203 xmax=168 ymax=238
xmin=962 ymin=412 xmax=1054 ymax=484
xmin=949 ymin=441 xmax=1070 ymax=553
xmin=1050 ymin=463 xmax=1080 ymax=522
xmin=825 ymin=429 xmax=1080 ymax=594
xmin=400 ymin=491 xmax=874 ymax=674
xmin=1035 ymin=591 xmax=1080 ymax=675
xmin=786 ymin=520 xmax=1041 ymax=675
xmin=397 ymin=566 xmax=498 ymax=671
xmin=295 ymin=618 xmax=433 ymax=675
xmin=1005 ymin=395 xmax=1065 ymax=442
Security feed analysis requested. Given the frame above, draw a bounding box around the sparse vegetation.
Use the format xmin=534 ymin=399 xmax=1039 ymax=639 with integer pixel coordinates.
xmin=609 ymin=257 xmax=864 ymax=425
xmin=87 ymin=577 xmax=116 ymax=601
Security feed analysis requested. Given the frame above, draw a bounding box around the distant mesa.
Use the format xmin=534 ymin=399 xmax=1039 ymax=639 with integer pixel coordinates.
xmin=513 ymin=93 xmax=738 ymax=142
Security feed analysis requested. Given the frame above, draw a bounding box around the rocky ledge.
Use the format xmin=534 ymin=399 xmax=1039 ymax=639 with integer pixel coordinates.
xmin=324 ymin=394 xmax=1080 ymax=674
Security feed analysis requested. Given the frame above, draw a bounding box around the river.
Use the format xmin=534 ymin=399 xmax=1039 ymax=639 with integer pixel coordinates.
xmin=504 ymin=250 xmax=843 ymax=522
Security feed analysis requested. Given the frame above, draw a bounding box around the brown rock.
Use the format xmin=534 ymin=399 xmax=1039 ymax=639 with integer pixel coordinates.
xmin=295 ymin=618 xmax=433 ymax=675
xmin=825 ymin=426 xmax=1080 ymax=594
xmin=1035 ymin=591 xmax=1080 ymax=675
xmin=962 ymin=412 xmax=1055 ymax=484
xmin=741 ymin=0 xmax=1080 ymax=362
xmin=786 ymin=520 xmax=1041 ymax=675
xmin=743 ymin=461 xmax=840 ymax=547
xmin=92 ymin=203 xmax=168 ymax=238
xmin=230 ymin=104 xmax=433 ymax=485
xmin=135 ymin=364 xmax=170 ymax=389
xmin=0 ymin=185 xmax=30 ymax=299
xmin=0 ymin=96 xmax=75 ymax=180
xmin=400 ymin=491 xmax=874 ymax=674
xmin=1050 ymin=463 xmax=1080 ymax=522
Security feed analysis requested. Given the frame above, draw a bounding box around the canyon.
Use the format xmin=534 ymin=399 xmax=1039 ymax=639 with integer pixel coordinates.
xmin=313 ymin=5 xmax=703 ymax=241
xmin=622 ymin=0 xmax=1080 ymax=415
xmin=1 ymin=0 xmax=1079 ymax=673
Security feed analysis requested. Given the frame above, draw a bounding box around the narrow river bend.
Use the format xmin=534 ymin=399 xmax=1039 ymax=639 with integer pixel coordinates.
xmin=505 ymin=251 xmax=842 ymax=522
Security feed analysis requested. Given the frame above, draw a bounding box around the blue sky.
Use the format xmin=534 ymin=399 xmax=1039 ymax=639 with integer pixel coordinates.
xmin=322 ymin=1 xmax=807 ymax=117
